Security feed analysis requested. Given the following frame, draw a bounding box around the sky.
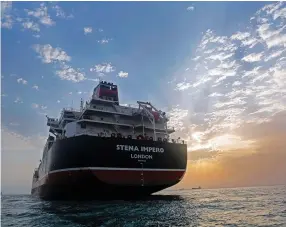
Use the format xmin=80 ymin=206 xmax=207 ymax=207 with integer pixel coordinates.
xmin=1 ymin=1 xmax=286 ymax=194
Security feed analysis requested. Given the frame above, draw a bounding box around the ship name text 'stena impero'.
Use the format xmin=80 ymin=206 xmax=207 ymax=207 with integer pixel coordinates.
xmin=31 ymin=80 xmax=187 ymax=200
xmin=116 ymin=145 xmax=164 ymax=153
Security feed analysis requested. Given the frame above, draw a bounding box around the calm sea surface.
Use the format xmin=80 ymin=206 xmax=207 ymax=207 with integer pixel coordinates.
xmin=1 ymin=186 xmax=286 ymax=227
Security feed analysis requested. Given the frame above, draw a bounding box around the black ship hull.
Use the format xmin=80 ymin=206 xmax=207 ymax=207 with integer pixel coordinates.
xmin=31 ymin=135 xmax=187 ymax=200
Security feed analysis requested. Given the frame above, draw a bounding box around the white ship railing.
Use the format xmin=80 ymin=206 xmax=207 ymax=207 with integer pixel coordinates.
xmin=133 ymin=124 xmax=175 ymax=133
xmin=79 ymin=107 xmax=132 ymax=118
xmin=63 ymin=132 xmax=185 ymax=144
xmin=77 ymin=119 xmax=133 ymax=127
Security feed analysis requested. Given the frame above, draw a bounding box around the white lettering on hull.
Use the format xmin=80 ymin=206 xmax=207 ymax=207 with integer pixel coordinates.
xmin=131 ymin=154 xmax=153 ymax=159
xmin=116 ymin=145 xmax=164 ymax=153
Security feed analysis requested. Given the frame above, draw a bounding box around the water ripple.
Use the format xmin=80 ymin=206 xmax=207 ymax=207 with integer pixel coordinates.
xmin=1 ymin=185 xmax=286 ymax=227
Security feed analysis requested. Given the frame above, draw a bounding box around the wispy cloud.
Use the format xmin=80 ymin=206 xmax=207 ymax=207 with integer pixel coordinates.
xmin=31 ymin=103 xmax=39 ymax=109
xmin=168 ymin=2 xmax=286 ymax=153
xmin=1 ymin=1 xmax=13 ymax=29
xmin=176 ymin=114 xmax=286 ymax=189
xmin=84 ymin=27 xmax=92 ymax=35
xmin=242 ymin=52 xmax=264 ymax=62
xmin=186 ymin=6 xmax=195 ymax=11
xmin=17 ymin=78 xmax=28 ymax=85
xmin=32 ymin=44 xmax=71 ymax=64
xmin=167 ymin=106 xmax=189 ymax=132
xmin=31 ymin=103 xmax=47 ymax=110
xmin=56 ymin=62 xmax=85 ymax=82
xmin=51 ymin=5 xmax=74 ymax=19
xmin=14 ymin=97 xmax=23 ymax=104
xmin=25 ymin=3 xmax=55 ymax=26
xmin=9 ymin=122 xmax=19 ymax=126
xmin=86 ymin=78 xmax=100 ymax=82
xmin=2 ymin=127 xmax=46 ymax=152
xmin=117 ymin=71 xmax=128 ymax=78
xmin=22 ymin=20 xmax=40 ymax=32
xmin=1 ymin=1 xmax=12 ymax=16
xmin=32 ymin=44 xmax=85 ymax=82
xmin=90 ymin=63 xmax=115 ymax=73
xmin=32 ymin=85 xmax=39 ymax=90
xmin=175 ymin=81 xmax=192 ymax=91
xmin=97 ymin=38 xmax=112 ymax=44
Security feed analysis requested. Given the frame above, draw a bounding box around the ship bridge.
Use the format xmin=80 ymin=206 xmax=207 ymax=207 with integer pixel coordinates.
xmin=91 ymin=81 xmax=119 ymax=105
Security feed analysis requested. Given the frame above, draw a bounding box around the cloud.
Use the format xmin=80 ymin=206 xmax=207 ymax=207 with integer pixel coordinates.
xmin=26 ymin=3 xmax=55 ymax=26
xmin=84 ymin=27 xmax=92 ymax=35
xmin=169 ymin=2 xmax=286 ymax=149
xmin=255 ymin=3 xmax=286 ymax=49
xmin=167 ymin=107 xmax=189 ymax=132
xmin=175 ymin=81 xmax=192 ymax=91
xmin=1 ymin=127 xmax=44 ymax=152
xmin=231 ymin=31 xmax=251 ymax=40
xmin=32 ymin=44 xmax=71 ymax=63
xmin=56 ymin=62 xmax=85 ymax=82
xmin=117 ymin=71 xmax=128 ymax=78
xmin=17 ymin=78 xmax=28 ymax=85
xmin=1 ymin=15 xmax=13 ymax=29
xmin=187 ymin=6 xmax=195 ymax=11
xmin=242 ymin=52 xmax=264 ymax=62
xmin=86 ymin=78 xmax=100 ymax=82
xmin=22 ymin=20 xmax=40 ymax=32
xmin=1 ymin=1 xmax=13 ymax=29
xmin=51 ymin=5 xmax=73 ymax=19
xmin=9 ymin=122 xmax=19 ymax=127
xmin=31 ymin=103 xmax=39 ymax=109
xmin=32 ymin=44 xmax=84 ymax=82
xmin=1 ymin=1 xmax=12 ymax=15
xmin=163 ymin=2 xmax=286 ymax=189
xmin=31 ymin=103 xmax=47 ymax=110
xmin=14 ymin=97 xmax=23 ymax=104
xmin=97 ymin=38 xmax=112 ymax=44
xmin=175 ymin=114 xmax=286 ymax=189
xmin=90 ymin=63 xmax=115 ymax=74
xmin=1 ymin=127 xmax=47 ymax=194
xmin=32 ymin=85 xmax=39 ymax=90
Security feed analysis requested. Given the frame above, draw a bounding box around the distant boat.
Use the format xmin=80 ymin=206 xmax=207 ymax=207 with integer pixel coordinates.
xmin=192 ymin=186 xmax=201 ymax=190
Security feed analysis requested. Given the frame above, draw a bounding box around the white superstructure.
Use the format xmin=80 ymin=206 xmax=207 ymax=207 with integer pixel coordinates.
xmin=46 ymin=81 xmax=178 ymax=142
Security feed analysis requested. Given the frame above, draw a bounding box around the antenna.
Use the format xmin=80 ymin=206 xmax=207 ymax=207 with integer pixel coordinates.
xmin=80 ymin=98 xmax=84 ymax=111
xmin=71 ymin=100 xmax=73 ymax=110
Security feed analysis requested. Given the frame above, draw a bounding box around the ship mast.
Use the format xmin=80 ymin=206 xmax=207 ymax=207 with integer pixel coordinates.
xmin=80 ymin=98 xmax=84 ymax=112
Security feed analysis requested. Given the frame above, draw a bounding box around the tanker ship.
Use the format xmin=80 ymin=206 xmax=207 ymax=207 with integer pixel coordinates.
xmin=31 ymin=81 xmax=187 ymax=200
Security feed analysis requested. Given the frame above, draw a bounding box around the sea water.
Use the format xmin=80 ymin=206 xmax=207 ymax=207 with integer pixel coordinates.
xmin=1 ymin=185 xmax=286 ymax=226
